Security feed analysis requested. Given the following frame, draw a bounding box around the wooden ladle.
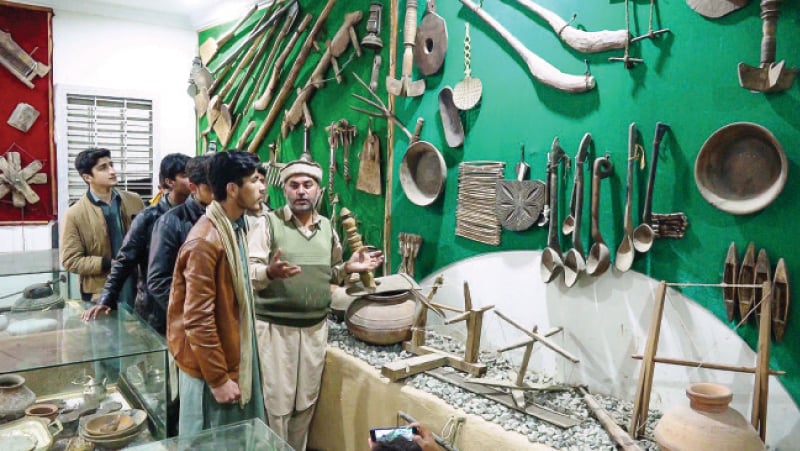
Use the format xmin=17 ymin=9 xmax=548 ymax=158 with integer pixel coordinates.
xmin=540 ymin=138 xmax=566 ymax=283
xmin=563 ymin=133 xmax=592 ymax=288
xmin=633 ymin=122 xmax=670 ymax=253
xmin=586 ymin=154 xmax=614 ymax=277
xmin=615 ymin=123 xmax=638 ymax=272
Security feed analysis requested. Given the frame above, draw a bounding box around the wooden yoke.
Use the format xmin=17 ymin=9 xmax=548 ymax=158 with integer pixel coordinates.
xmin=281 ymin=11 xmax=363 ymax=137
xmin=443 ymin=282 xmax=494 ymax=364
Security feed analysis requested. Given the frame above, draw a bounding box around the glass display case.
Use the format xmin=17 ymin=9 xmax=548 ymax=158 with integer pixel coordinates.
xmin=128 ymin=418 xmax=293 ymax=451
xmin=0 ymin=258 xmax=168 ymax=439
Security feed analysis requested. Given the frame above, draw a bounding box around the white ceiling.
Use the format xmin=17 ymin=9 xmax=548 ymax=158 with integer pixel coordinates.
xmin=16 ymin=0 xmax=269 ymax=30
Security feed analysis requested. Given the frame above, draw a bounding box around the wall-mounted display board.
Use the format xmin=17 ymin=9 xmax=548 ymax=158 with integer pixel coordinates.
xmin=382 ymin=0 xmax=800 ymax=408
xmin=0 ymin=1 xmax=56 ymax=224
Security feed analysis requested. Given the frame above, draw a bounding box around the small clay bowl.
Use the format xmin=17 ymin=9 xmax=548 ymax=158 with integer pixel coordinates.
xmin=24 ymin=403 xmax=59 ymax=422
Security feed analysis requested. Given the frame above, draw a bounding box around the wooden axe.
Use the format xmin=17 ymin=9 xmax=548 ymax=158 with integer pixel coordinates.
xmin=738 ymin=0 xmax=797 ymax=93
xmin=385 ymin=0 xmax=425 ymax=97
xmin=253 ymin=14 xmax=313 ymax=111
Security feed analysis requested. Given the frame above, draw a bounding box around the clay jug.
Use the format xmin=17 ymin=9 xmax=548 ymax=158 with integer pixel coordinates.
xmin=345 ymin=290 xmax=415 ymax=345
xmin=654 ymin=382 xmax=765 ymax=451
xmin=0 ymin=373 xmax=36 ymax=422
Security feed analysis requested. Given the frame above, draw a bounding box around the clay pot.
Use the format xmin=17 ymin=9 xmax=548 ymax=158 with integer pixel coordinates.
xmin=25 ymin=403 xmax=59 ymax=421
xmin=345 ymin=291 xmax=415 ymax=345
xmin=654 ymin=382 xmax=765 ymax=451
xmin=0 ymin=374 xmax=36 ymax=422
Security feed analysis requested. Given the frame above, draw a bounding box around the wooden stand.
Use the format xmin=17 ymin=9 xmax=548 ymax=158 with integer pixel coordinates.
xmin=628 ymin=280 xmax=780 ymax=442
xmin=383 ymin=281 xmax=493 ymax=380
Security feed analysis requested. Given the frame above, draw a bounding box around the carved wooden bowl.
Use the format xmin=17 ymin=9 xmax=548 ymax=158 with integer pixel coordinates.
xmin=695 ymin=122 xmax=786 ymax=215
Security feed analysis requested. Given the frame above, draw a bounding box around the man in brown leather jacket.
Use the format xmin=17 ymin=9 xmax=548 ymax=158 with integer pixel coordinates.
xmin=167 ymin=151 xmax=266 ymax=433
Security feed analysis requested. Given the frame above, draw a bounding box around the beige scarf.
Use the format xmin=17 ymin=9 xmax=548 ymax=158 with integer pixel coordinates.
xmin=206 ymin=200 xmax=254 ymax=407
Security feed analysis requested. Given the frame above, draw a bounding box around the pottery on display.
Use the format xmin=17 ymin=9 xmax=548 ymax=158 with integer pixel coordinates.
xmin=345 ymin=290 xmax=416 ymax=345
xmin=0 ymin=374 xmax=36 ymax=422
xmin=654 ymin=382 xmax=765 ymax=451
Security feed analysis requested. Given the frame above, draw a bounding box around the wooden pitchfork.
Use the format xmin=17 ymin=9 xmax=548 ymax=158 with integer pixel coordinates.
xmin=349 ymin=73 xmax=412 ymax=138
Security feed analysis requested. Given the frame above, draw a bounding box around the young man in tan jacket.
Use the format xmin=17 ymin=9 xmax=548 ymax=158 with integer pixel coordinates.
xmin=61 ymin=147 xmax=144 ymax=303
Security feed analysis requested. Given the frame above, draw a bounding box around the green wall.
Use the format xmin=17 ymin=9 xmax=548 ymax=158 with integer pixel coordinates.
xmin=199 ymin=0 xmax=800 ymax=407
xmin=388 ymin=0 xmax=800 ymax=407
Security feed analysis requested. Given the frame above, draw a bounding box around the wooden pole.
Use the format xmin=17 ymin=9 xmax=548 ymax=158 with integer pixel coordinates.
xmin=752 ymin=281 xmax=772 ymax=441
xmin=580 ymin=386 xmax=642 ymax=451
xmin=630 ymin=354 xmax=785 ymax=376
xmin=382 ymin=0 xmax=398 ymax=273
xmin=494 ymin=310 xmax=579 ymax=363
xmin=629 ymin=281 xmax=667 ymax=438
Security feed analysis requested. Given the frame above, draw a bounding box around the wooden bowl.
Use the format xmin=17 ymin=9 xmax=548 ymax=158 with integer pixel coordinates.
xmin=695 ymin=122 xmax=787 ymax=215
xmin=24 ymin=403 xmax=59 ymax=422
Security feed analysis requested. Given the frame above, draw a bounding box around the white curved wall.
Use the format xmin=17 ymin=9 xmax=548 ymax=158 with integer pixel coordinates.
xmin=419 ymin=250 xmax=800 ymax=449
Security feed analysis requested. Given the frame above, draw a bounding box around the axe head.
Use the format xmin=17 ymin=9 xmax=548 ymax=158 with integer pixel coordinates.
xmin=213 ymin=105 xmax=232 ymax=145
xmin=404 ymin=77 xmax=426 ymax=97
xmin=738 ymin=61 xmax=798 ymax=93
xmin=385 ymin=75 xmax=403 ymax=96
xmin=194 ymin=88 xmax=210 ymax=117
xmin=206 ymin=95 xmax=222 ymax=123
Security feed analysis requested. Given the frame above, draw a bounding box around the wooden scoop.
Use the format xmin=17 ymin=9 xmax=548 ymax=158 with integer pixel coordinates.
xmin=438 ymin=87 xmax=464 ymax=148
xmin=540 ymin=138 xmax=566 ymax=283
xmin=738 ymin=242 xmax=756 ymax=320
xmin=563 ymin=133 xmax=591 ymax=288
xmin=633 ymin=122 xmax=670 ymax=253
xmin=414 ymin=0 xmax=448 ymax=76
xmin=199 ymin=3 xmax=257 ymax=65
xmin=753 ymin=249 xmax=771 ymax=323
xmin=615 ymin=123 xmax=638 ymax=272
xmin=772 ymin=258 xmax=789 ymax=342
xmin=723 ymin=242 xmax=738 ymax=322
xmin=586 ymin=154 xmax=614 ymax=277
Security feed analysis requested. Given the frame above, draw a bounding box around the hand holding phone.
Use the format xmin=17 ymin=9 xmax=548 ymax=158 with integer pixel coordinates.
xmin=369 ymin=425 xmax=418 ymax=443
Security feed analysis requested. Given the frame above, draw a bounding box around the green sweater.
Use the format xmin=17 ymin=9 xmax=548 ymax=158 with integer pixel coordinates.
xmin=254 ymin=211 xmax=334 ymax=327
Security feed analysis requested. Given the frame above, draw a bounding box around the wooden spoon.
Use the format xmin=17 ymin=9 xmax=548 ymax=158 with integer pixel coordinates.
xmin=586 ymin=155 xmax=614 ymax=277
xmin=540 ymin=138 xmax=566 ymax=283
xmin=615 ymin=123 xmax=638 ymax=272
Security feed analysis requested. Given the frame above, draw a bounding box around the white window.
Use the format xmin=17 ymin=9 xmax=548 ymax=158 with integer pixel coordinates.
xmin=60 ymin=91 xmax=155 ymax=205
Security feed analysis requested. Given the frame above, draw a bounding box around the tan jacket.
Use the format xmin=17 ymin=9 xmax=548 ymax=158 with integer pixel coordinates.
xmin=60 ymin=190 xmax=144 ymax=299
xmin=167 ymin=216 xmax=242 ymax=388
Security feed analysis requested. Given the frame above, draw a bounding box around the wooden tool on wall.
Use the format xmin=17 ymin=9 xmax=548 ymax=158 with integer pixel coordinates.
xmin=386 ymin=0 xmax=425 ymax=97
xmin=0 ymin=30 xmax=50 ymax=89
xmin=198 ymin=3 xmax=257 ymax=65
xmin=281 ymin=11 xmax=363 ymax=137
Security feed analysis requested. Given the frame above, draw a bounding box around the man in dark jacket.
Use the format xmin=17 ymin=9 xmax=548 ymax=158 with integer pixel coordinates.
xmin=83 ymin=153 xmax=190 ymax=320
xmin=147 ymin=155 xmax=213 ymax=335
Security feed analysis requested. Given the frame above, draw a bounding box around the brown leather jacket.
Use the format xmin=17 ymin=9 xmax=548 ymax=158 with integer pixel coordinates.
xmin=167 ymin=216 xmax=241 ymax=388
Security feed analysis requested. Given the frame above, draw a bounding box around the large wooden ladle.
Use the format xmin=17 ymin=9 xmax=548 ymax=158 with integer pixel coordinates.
xmin=615 ymin=123 xmax=638 ymax=272
xmin=633 ymin=122 xmax=670 ymax=253
xmin=586 ymin=154 xmax=614 ymax=277
xmin=563 ymin=133 xmax=592 ymax=288
xmin=540 ymin=138 xmax=566 ymax=283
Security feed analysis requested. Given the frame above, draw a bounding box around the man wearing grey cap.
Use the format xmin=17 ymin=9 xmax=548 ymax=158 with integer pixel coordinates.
xmin=248 ymin=159 xmax=383 ymax=449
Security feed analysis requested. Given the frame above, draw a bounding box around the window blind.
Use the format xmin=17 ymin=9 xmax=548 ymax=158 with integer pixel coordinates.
xmin=65 ymin=94 xmax=154 ymax=204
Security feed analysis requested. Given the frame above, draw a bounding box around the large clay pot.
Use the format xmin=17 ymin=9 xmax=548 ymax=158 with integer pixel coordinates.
xmin=0 ymin=374 xmax=36 ymax=422
xmin=654 ymin=382 xmax=765 ymax=451
xmin=345 ymin=291 xmax=415 ymax=345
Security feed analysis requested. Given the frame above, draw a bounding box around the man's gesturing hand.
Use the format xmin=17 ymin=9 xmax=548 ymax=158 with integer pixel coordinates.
xmin=266 ymin=248 xmax=302 ymax=279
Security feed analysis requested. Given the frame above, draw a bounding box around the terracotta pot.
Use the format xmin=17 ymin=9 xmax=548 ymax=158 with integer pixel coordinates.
xmin=25 ymin=403 xmax=59 ymax=421
xmin=345 ymin=290 xmax=415 ymax=345
xmin=0 ymin=374 xmax=36 ymax=422
xmin=654 ymin=382 xmax=765 ymax=451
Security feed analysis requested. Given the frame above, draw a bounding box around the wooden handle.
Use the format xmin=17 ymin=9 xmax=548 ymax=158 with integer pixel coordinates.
xmin=623 ymin=123 xmax=637 ymax=233
xmin=641 ymin=123 xmax=669 ymax=223
xmin=590 ymin=156 xmax=612 ymax=242
xmin=403 ymin=0 xmax=418 ymax=47
xmin=570 ymin=134 xmax=591 ymax=255
xmin=254 ymin=13 xmax=313 ymax=111
xmin=546 ymin=138 xmax=563 ymax=250
xmin=759 ymin=0 xmax=782 ymax=65
xmin=458 ymin=0 xmax=595 ymax=93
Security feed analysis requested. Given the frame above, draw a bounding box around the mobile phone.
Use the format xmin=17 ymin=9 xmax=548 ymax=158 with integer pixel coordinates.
xmin=369 ymin=426 xmax=418 ymax=443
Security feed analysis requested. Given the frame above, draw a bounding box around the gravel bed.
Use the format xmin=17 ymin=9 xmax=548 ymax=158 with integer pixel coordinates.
xmin=327 ymin=318 xmax=660 ymax=450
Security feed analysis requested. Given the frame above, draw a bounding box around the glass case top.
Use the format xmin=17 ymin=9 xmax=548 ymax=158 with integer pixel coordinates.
xmin=0 ymin=249 xmax=61 ymax=277
xmin=0 ymin=301 xmax=167 ymax=374
xmin=127 ymin=418 xmax=294 ymax=451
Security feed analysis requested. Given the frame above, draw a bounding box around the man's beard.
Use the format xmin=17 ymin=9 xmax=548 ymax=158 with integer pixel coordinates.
xmin=290 ymin=196 xmax=315 ymax=213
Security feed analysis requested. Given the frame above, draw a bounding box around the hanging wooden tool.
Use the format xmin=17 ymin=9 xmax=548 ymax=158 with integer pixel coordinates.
xmin=361 ymin=2 xmax=384 ymax=91
xmin=738 ymin=0 xmax=797 ymax=93
xmin=687 ymin=0 xmax=748 ymax=18
xmin=456 ymin=161 xmax=504 ymax=245
xmin=281 ymin=11 xmax=363 ymax=137
xmin=514 ymin=0 xmax=627 ymax=53
xmin=252 ymin=13 xmax=313 ymax=111
xmin=495 ymin=145 xmax=545 ymax=232
xmin=772 ymin=258 xmax=789 ymax=342
xmin=608 ymin=0 xmax=643 ymax=69
xmin=585 ymin=154 xmax=614 ymax=277
xmin=754 ymin=249 xmax=771 ymax=324
xmin=385 ymin=0 xmax=425 ymax=97
xmin=0 ymin=30 xmax=50 ymax=89
xmin=452 ymin=23 xmax=482 ymax=110
xmin=632 ymin=123 xmax=670 ymax=253
xmin=751 ymin=281 xmax=772 ymax=441
xmin=739 ymin=242 xmax=756 ymax=321
xmin=438 ymin=87 xmax=464 ymax=148
xmin=563 ymin=134 xmax=591 ymax=288
xmin=629 ymin=0 xmax=670 ymax=43
xmin=616 ymin=123 xmax=639 ymax=272
xmin=414 ymin=0 xmax=448 ymax=76
xmin=723 ymin=242 xmax=738 ymax=322
xmin=459 ymin=0 xmax=596 ymax=93
xmin=540 ymin=139 xmax=566 ymax=283
xmin=199 ymin=4 xmax=258 ymax=65
xmin=248 ymin=0 xmax=336 ymax=154
xmin=356 ymin=120 xmax=382 ymax=195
